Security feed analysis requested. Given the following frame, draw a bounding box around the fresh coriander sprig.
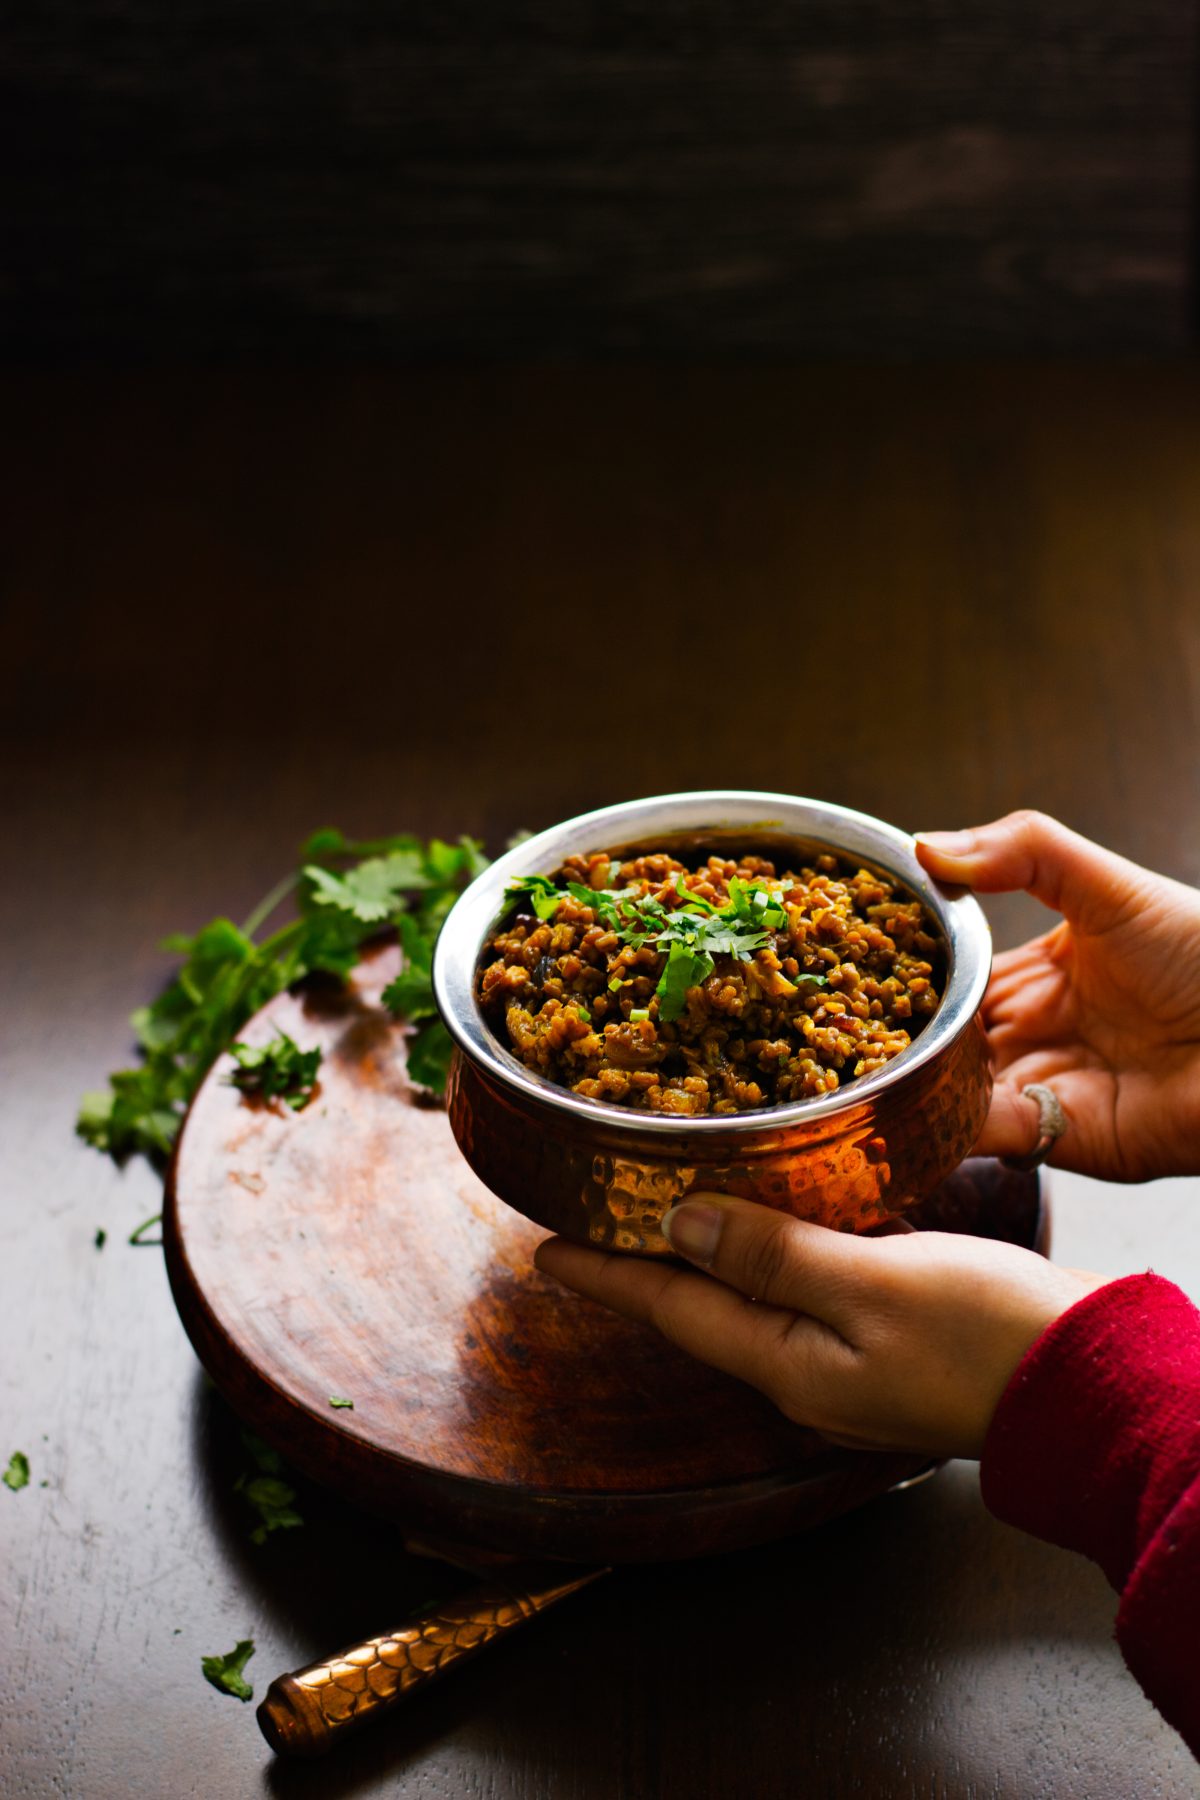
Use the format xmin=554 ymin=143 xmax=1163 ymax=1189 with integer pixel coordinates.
xmin=78 ymin=831 xmax=488 ymax=1165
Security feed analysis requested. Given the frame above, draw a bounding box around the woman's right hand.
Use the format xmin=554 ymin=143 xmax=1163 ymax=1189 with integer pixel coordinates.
xmin=915 ymin=810 xmax=1200 ymax=1182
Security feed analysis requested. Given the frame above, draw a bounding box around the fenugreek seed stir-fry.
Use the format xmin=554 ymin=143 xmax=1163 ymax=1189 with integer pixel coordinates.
xmin=478 ymin=848 xmax=943 ymax=1115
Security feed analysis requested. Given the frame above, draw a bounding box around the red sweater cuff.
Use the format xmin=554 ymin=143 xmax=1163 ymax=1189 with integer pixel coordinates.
xmin=980 ymin=1271 xmax=1200 ymax=1592
xmin=1116 ymin=1475 xmax=1200 ymax=1750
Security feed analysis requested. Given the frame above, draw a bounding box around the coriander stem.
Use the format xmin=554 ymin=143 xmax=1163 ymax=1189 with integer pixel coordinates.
xmin=241 ymin=873 xmax=300 ymax=941
xmin=251 ymin=918 xmax=309 ymax=963
xmin=128 ymin=1213 xmax=163 ymax=1246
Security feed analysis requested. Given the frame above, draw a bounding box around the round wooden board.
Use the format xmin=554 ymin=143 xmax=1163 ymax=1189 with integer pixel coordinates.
xmin=164 ymin=943 xmax=1043 ymax=1562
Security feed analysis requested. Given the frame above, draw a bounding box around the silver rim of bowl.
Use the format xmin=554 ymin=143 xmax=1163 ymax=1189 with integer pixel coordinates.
xmin=432 ymin=790 xmax=992 ymax=1138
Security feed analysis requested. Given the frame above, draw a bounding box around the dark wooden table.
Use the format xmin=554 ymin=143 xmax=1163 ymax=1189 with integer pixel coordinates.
xmin=4 ymin=363 xmax=1200 ymax=1797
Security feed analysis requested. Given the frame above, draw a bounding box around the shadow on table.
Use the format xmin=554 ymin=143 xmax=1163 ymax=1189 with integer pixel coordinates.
xmin=188 ymin=1371 xmax=1126 ymax=1799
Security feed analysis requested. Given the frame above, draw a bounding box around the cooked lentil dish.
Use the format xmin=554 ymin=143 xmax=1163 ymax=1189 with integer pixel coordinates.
xmin=477 ymin=848 xmax=943 ymax=1115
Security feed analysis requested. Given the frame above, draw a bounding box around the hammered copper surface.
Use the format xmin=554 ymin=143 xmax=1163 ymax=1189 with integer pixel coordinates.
xmin=257 ymin=1566 xmax=604 ymax=1758
xmin=446 ymin=1015 xmax=991 ymax=1253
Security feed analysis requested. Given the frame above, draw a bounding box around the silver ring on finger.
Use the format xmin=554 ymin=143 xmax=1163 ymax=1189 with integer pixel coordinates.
xmin=1001 ymin=1082 xmax=1068 ymax=1172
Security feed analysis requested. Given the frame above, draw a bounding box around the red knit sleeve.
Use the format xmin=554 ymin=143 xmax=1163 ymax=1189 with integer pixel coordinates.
xmin=980 ymin=1271 xmax=1200 ymax=1757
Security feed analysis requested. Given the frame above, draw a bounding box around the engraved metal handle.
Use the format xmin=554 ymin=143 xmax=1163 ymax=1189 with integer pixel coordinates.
xmin=257 ymin=1564 xmax=607 ymax=1758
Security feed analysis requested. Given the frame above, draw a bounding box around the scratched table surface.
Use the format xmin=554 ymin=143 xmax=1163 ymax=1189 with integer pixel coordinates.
xmin=4 ymin=363 xmax=1200 ymax=1799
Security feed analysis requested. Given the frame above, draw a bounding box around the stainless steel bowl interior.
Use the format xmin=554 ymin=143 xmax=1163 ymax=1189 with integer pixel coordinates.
xmin=433 ymin=791 xmax=992 ymax=1138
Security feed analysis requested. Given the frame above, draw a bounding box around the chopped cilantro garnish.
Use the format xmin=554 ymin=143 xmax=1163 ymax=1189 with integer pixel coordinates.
xmin=94 ymin=1228 xmax=107 ymax=1250
xmin=201 ymin=1639 xmax=256 ymax=1702
xmin=3 ymin=1452 xmax=29 ymax=1492
xmin=228 ymin=1032 xmax=321 ymax=1111
xmin=657 ymin=941 xmax=715 ymax=1021
xmin=503 ymin=874 xmax=563 ymax=922
xmin=128 ymin=1213 xmax=163 ymax=1246
xmin=328 ymin=1396 xmax=354 ymax=1410
xmin=509 ymin=867 xmax=798 ymax=1022
xmin=673 ymin=870 xmax=718 ymax=913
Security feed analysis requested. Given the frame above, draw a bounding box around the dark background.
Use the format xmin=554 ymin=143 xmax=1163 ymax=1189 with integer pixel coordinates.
xmin=3 ymin=2 xmax=1197 ymax=360
xmin=5 ymin=8 xmax=1200 ymax=1799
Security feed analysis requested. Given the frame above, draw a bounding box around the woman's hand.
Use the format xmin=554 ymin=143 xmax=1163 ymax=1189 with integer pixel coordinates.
xmin=535 ymin=1198 xmax=1102 ymax=1458
xmin=916 ymin=810 xmax=1200 ymax=1182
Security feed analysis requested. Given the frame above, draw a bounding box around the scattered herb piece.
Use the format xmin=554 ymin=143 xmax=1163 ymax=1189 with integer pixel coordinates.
xmin=238 ymin=1477 xmax=303 ymax=1545
xmin=3 ymin=1452 xmax=29 ymax=1492
xmin=236 ymin=1430 xmax=303 ymax=1544
xmin=328 ymin=1396 xmax=354 ymax=1410
xmin=228 ymin=1032 xmax=322 ymax=1111
xmin=94 ymin=1228 xmax=107 ymax=1250
xmin=628 ymin=1008 xmax=650 ymax=1023
xmin=240 ymin=1428 xmax=283 ymax=1473
xmin=201 ymin=1639 xmax=256 ymax=1702
xmin=128 ymin=1213 xmax=163 ymax=1247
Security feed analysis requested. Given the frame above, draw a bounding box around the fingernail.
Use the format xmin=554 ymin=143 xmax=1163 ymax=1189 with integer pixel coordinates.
xmin=662 ymin=1201 xmax=723 ymax=1266
xmin=915 ymin=829 xmax=978 ymax=859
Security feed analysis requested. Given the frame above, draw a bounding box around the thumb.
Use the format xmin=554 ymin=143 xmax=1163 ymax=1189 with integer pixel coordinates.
xmin=914 ymin=809 xmax=1149 ymax=933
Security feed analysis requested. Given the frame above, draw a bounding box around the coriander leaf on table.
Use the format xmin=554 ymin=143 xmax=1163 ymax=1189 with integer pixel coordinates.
xmin=237 ymin=1475 xmax=304 ymax=1545
xmin=228 ymin=1033 xmax=322 ymax=1110
xmin=201 ymin=1639 xmax=256 ymax=1702
xmin=3 ymin=1452 xmax=30 ymax=1492
xmin=78 ymin=830 xmax=489 ymax=1166
xmin=236 ymin=1430 xmax=303 ymax=1543
xmin=240 ymin=1427 xmax=284 ymax=1476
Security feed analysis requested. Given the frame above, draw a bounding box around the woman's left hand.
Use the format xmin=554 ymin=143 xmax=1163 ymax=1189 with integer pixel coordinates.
xmin=535 ymin=1195 xmax=1104 ymax=1458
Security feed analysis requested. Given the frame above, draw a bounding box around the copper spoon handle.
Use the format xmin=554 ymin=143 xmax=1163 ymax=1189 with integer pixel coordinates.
xmin=257 ymin=1564 xmax=607 ymax=1758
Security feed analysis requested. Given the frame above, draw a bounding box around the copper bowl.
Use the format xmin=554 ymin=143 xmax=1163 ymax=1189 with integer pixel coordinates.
xmin=433 ymin=792 xmax=993 ymax=1254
